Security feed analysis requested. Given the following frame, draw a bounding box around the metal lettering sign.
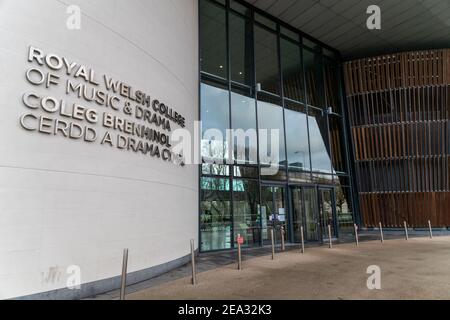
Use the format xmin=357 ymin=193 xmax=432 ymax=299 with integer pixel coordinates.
xmin=20 ymin=46 xmax=186 ymax=167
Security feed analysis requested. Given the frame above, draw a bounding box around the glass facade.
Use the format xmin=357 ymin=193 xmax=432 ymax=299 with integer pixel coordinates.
xmin=199 ymin=0 xmax=356 ymax=251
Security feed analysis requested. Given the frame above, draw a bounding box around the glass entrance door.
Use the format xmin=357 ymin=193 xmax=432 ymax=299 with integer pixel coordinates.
xmin=303 ymin=188 xmax=320 ymax=242
xmin=291 ymin=188 xmax=304 ymax=243
xmin=291 ymin=187 xmax=320 ymax=242
xmin=291 ymin=186 xmax=337 ymax=243
xmin=319 ymin=188 xmax=337 ymax=240
xmin=260 ymin=185 xmax=287 ymax=245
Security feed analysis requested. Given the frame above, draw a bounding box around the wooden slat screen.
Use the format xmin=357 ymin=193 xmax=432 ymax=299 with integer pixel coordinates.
xmin=344 ymin=49 xmax=450 ymax=228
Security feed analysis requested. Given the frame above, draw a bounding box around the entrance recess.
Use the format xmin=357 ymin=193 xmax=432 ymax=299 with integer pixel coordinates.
xmin=318 ymin=188 xmax=336 ymax=240
xmin=260 ymin=185 xmax=288 ymax=245
xmin=291 ymin=186 xmax=337 ymax=243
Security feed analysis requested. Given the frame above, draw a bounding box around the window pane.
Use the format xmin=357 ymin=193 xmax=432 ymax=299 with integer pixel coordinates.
xmin=200 ymin=0 xmax=227 ymax=78
xmin=304 ymin=48 xmax=325 ymax=107
xmin=233 ymin=179 xmax=261 ymax=247
xmin=255 ymin=26 xmax=280 ymax=95
xmin=231 ymin=89 xmax=257 ymax=165
xmin=308 ymin=107 xmax=332 ymax=173
xmin=285 ymin=101 xmax=310 ymax=172
xmin=303 ymin=37 xmax=321 ymax=51
xmin=202 ymin=164 xmax=230 ymax=176
xmin=201 ymin=83 xmax=230 ymax=163
xmin=324 ymin=59 xmax=342 ymax=114
xmin=281 ymin=38 xmax=305 ymax=102
xmin=229 ymin=12 xmax=254 ymax=85
xmin=311 ymin=173 xmax=333 ymax=185
xmin=334 ymin=181 xmax=354 ymax=236
xmin=230 ymin=0 xmax=251 ymax=16
xmin=234 ymin=165 xmax=259 ymax=179
xmin=289 ymin=171 xmax=311 ymax=183
xmin=255 ymin=13 xmax=277 ymax=30
xmin=200 ymin=177 xmax=232 ymax=251
xmin=281 ymin=26 xmax=299 ymax=42
xmin=257 ymin=96 xmax=286 ymax=172
xmin=329 ymin=115 xmax=348 ymax=174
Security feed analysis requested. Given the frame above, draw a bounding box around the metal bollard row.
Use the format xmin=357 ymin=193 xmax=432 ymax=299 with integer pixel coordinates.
xmin=379 ymin=222 xmax=384 ymax=243
xmin=120 ymin=248 xmax=128 ymax=300
xmin=119 ymin=220 xmax=438 ymax=300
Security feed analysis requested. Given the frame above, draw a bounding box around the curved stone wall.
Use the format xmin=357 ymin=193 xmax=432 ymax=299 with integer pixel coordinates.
xmin=0 ymin=0 xmax=198 ymax=299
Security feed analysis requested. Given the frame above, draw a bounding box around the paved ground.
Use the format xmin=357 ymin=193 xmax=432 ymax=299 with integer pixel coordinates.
xmin=125 ymin=236 xmax=450 ymax=300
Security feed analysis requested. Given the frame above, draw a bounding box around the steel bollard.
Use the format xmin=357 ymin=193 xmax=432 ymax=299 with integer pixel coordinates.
xmin=270 ymin=228 xmax=275 ymax=260
xmin=428 ymin=220 xmax=433 ymax=239
xmin=300 ymin=226 xmax=305 ymax=254
xmin=281 ymin=226 xmax=285 ymax=251
xmin=354 ymin=224 xmax=359 ymax=247
xmin=190 ymin=239 xmax=197 ymax=286
xmin=328 ymin=225 xmax=333 ymax=249
xmin=404 ymin=221 xmax=409 ymax=240
xmin=120 ymin=249 xmax=129 ymax=301
xmin=379 ymin=222 xmax=384 ymax=243
xmin=237 ymin=234 xmax=242 ymax=271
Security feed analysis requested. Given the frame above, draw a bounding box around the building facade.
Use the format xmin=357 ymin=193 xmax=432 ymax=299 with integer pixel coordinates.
xmin=199 ymin=0 xmax=356 ymax=252
xmin=2 ymin=0 xmax=450 ymax=300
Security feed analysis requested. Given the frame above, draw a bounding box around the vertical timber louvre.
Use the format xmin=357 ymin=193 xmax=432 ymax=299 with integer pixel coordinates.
xmin=344 ymin=50 xmax=450 ymax=228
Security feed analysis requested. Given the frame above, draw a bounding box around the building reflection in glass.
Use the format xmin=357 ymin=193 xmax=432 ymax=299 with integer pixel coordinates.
xmin=198 ymin=0 xmax=356 ymax=252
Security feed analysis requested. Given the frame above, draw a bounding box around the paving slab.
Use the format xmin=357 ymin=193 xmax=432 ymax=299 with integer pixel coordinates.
xmin=126 ymin=237 xmax=450 ymax=300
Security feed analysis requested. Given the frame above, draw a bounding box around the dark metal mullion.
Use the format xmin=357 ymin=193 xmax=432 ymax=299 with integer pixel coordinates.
xmin=280 ymin=33 xmax=301 ymax=46
xmin=284 ymin=96 xmax=304 ymax=105
xmin=238 ymin=8 xmax=259 ymax=245
xmin=253 ymin=20 xmax=276 ymax=33
xmin=302 ymin=38 xmax=321 ymax=241
xmin=320 ymin=59 xmax=341 ymax=236
xmin=257 ymin=89 xmax=280 ymax=99
xmin=277 ymin=23 xmax=292 ymax=242
xmin=250 ymin=8 xmax=263 ymax=248
xmin=302 ymin=40 xmax=314 ymax=181
xmin=229 ymin=80 xmax=252 ymax=89
xmin=339 ymin=63 xmax=362 ymax=227
xmin=228 ymin=5 xmax=248 ymax=19
xmin=201 ymin=71 xmax=228 ymax=84
xmin=319 ymin=54 xmax=334 ymax=181
xmin=225 ymin=0 xmax=235 ymax=250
